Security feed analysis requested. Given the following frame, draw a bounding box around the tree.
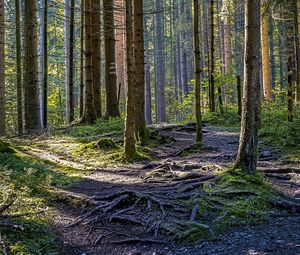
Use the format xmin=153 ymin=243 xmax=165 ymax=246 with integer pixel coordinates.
xmin=82 ymin=0 xmax=97 ymax=124
xmin=209 ymin=0 xmax=216 ymax=112
xmin=193 ymin=0 xmax=203 ymax=143
xmin=235 ymin=0 xmax=261 ymax=173
xmin=24 ymin=0 xmax=41 ymax=133
xmin=124 ymin=0 xmax=137 ymax=160
xmin=134 ymin=0 xmax=146 ymax=142
xmin=65 ymin=0 xmax=75 ymax=124
xmin=154 ymin=0 xmax=167 ymax=122
xmin=15 ymin=0 xmax=23 ymax=135
xmin=91 ymin=0 xmax=102 ymax=118
xmin=0 ymin=0 xmax=4 ymax=136
xmin=104 ymin=0 xmax=120 ymax=118
xmin=261 ymin=0 xmax=272 ymax=101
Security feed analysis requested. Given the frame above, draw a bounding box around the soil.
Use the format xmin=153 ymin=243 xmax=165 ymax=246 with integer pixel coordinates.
xmin=42 ymin=124 xmax=299 ymax=255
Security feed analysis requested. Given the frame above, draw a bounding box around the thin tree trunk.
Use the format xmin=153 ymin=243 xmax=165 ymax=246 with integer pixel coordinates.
xmin=66 ymin=0 xmax=75 ymax=124
xmin=209 ymin=0 xmax=216 ymax=112
xmin=261 ymin=1 xmax=272 ymax=101
xmin=91 ymin=0 xmax=101 ymax=118
xmin=24 ymin=0 xmax=41 ymax=133
xmin=43 ymin=0 xmax=48 ymax=128
xmin=193 ymin=0 xmax=203 ymax=143
xmin=0 ymin=0 xmax=4 ymax=136
xmin=288 ymin=56 xmax=294 ymax=122
xmin=83 ymin=0 xmax=96 ymax=124
xmin=16 ymin=0 xmax=23 ymax=135
xmin=134 ymin=0 xmax=146 ymax=142
xmin=294 ymin=0 xmax=300 ymax=102
xmin=104 ymin=0 xmax=120 ymax=118
xmin=79 ymin=0 xmax=84 ymax=118
xmin=124 ymin=0 xmax=137 ymax=159
xmin=235 ymin=0 xmax=261 ymax=173
xmin=154 ymin=0 xmax=167 ymax=123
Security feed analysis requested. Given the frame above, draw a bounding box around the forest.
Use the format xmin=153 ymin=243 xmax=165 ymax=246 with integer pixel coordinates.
xmin=0 ymin=0 xmax=300 ymax=254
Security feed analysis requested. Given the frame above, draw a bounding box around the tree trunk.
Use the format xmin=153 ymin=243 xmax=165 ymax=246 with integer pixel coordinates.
xmin=134 ymin=0 xmax=146 ymax=142
xmin=193 ymin=0 xmax=203 ymax=144
xmin=79 ymin=0 xmax=84 ymax=118
xmin=24 ymin=0 xmax=41 ymax=133
xmin=154 ymin=0 xmax=167 ymax=123
xmin=124 ymin=0 xmax=137 ymax=159
xmin=83 ymin=0 xmax=97 ymax=124
xmin=235 ymin=0 xmax=261 ymax=173
xmin=288 ymin=56 xmax=294 ymax=122
xmin=16 ymin=0 xmax=23 ymax=135
xmin=209 ymin=0 xmax=216 ymax=112
xmin=295 ymin=0 xmax=300 ymax=102
xmin=261 ymin=1 xmax=272 ymax=101
xmin=104 ymin=0 xmax=120 ymax=118
xmin=91 ymin=0 xmax=101 ymax=118
xmin=43 ymin=0 xmax=48 ymax=128
xmin=0 ymin=0 xmax=4 ymax=136
xmin=65 ymin=0 xmax=75 ymax=124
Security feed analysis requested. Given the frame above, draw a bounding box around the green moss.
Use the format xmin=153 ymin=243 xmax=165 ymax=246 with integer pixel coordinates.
xmin=0 ymin=140 xmax=15 ymax=153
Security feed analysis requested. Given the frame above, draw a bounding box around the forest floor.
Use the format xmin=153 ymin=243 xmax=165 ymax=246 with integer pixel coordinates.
xmin=2 ymin=123 xmax=300 ymax=255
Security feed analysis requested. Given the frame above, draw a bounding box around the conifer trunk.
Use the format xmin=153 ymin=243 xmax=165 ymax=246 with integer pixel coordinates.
xmin=235 ymin=0 xmax=261 ymax=173
xmin=0 ymin=0 xmax=5 ymax=136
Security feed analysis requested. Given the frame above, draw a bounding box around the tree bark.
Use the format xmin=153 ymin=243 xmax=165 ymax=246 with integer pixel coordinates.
xmin=124 ymin=0 xmax=137 ymax=159
xmin=0 ymin=0 xmax=5 ymax=136
xmin=83 ymin=0 xmax=97 ymax=124
xmin=209 ymin=0 xmax=216 ymax=112
xmin=235 ymin=0 xmax=261 ymax=173
xmin=104 ymin=0 xmax=120 ymax=118
xmin=65 ymin=0 xmax=75 ymax=124
xmin=193 ymin=0 xmax=203 ymax=144
xmin=24 ymin=0 xmax=41 ymax=133
xmin=79 ymin=0 xmax=84 ymax=118
xmin=15 ymin=0 xmax=23 ymax=135
xmin=134 ymin=0 xmax=146 ymax=142
xmin=261 ymin=1 xmax=272 ymax=101
xmin=91 ymin=0 xmax=101 ymax=118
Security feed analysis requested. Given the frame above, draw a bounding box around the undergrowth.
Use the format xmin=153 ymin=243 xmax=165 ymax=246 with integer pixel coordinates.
xmin=0 ymin=150 xmax=84 ymax=254
xmin=182 ymin=170 xmax=279 ymax=243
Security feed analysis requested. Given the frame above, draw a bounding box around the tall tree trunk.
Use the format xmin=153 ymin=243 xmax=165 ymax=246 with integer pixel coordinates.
xmin=104 ymin=0 xmax=120 ymax=118
xmin=0 ymin=0 xmax=4 ymax=136
xmin=193 ymin=0 xmax=203 ymax=143
xmin=295 ymin=0 xmax=300 ymax=101
xmin=83 ymin=0 xmax=96 ymax=124
xmin=16 ymin=0 xmax=23 ymax=135
xmin=134 ymin=0 xmax=146 ymax=142
xmin=79 ymin=0 xmax=84 ymax=118
xmin=124 ymin=0 xmax=137 ymax=159
xmin=144 ymin=17 xmax=152 ymax=125
xmin=209 ymin=0 xmax=216 ymax=112
xmin=268 ymin=14 xmax=276 ymax=88
xmin=261 ymin=1 xmax=272 ymax=101
xmin=24 ymin=0 xmax=41 ymax=133
xmin=65 ymin=0 xmax=75 ymax=124
xmin=115 ymin=0 xmax=126 ymax=101
xmin=154 ymin=0 xmax=167 ymax=123
xmin=43 ymin=0 xmax=48 ymax=128
xmin=288 ymin=56 xmax=294 ymax=122
xmin=91 ymin=0 xmax=101 ymax=118
xmin=235 ymin=0 xmax=261 ymax=173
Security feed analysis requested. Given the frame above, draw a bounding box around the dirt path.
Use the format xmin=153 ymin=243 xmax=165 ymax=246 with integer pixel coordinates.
xmin=44 ymin=125 xmax=300 ymax=255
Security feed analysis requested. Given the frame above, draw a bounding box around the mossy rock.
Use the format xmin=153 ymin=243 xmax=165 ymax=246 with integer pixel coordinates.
xmin=94 ymin=138 xmax=119 ymax=150
xmin=0 ymin=140 xmax=15 ymax=153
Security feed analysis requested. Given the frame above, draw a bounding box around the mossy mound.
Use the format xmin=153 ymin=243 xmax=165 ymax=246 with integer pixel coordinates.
xmin=0 ymin=140 xmax=15 ymax=153
xmin=94 ymin=138 xmax=119 ymax=150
